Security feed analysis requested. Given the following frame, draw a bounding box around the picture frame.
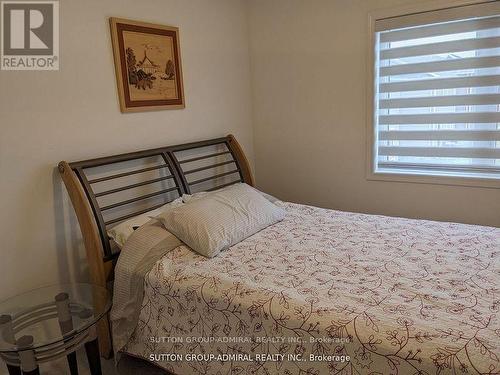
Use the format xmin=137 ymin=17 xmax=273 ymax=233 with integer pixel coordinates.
xmin=109 ymin=17 xmax=185 ymax=112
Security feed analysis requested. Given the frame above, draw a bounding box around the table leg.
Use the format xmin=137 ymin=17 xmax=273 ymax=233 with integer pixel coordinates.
xmin=66 ymin=352 xmax=78 ymax=375
xmin=16 ymin=336 xmax=39 ymax=375
xmin=84 ymin=338 xmax=102 ymax=375
xmin=55 ymin=293 xmax=79 ymax=375
xmin=6 ymin=364 xmax=21 ymax=375
xmin=1 ymin=315 xmax=21 ymax=375
xmin=21 ymin=368 xmax=39 ymax=375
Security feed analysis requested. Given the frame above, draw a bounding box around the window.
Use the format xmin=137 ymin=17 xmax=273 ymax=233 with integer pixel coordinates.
xmin=372 ymin=2 xmax=500 ymax=183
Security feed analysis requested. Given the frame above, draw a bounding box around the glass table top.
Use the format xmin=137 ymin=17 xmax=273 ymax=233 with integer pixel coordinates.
xmin=0 ymin=283 xmax=111 ymax=353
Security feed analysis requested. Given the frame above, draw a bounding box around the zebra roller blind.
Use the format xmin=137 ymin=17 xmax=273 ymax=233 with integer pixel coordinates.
xmin=374 ymin=2 xmax=500 ymax=179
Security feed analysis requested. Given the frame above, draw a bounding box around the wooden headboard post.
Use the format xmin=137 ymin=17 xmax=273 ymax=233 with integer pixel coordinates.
xmin=227 ymin=134 xmax=255 ymax=187
xmin=58 ymin=161 xmax=113 ymax=358
xmin=58 ymin=134 xmax=253 ymax=359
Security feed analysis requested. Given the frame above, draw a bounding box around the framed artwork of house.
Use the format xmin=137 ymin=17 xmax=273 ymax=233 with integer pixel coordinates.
xmin=110 ymin=18 xmax=185 ymax=112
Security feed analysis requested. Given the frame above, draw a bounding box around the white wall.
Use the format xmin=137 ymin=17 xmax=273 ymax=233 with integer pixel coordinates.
xmin=0 ymin=0 xmax=254 ymax=300
xmin=247 ymin=0 xmax=500 ymax=227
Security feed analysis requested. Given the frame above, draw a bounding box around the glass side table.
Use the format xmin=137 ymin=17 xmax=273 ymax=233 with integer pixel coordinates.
xmin=0 ymin=284 xmax=111 ymax=375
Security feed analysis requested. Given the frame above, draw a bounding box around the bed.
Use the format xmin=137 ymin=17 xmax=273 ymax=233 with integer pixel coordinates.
xmin=59 ymin=135 xmax=500 ymax=375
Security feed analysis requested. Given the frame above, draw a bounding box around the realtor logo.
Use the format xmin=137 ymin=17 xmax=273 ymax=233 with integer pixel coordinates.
xmin=1 ymin=1 xmax=59 ymax=70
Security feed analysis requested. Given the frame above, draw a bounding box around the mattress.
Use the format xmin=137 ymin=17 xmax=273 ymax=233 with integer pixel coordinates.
xmin=121 ymin=201 xmax=500 ymax=375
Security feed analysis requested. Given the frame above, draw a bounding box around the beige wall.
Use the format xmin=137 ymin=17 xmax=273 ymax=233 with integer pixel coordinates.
xmin=247 ymin=0 xmax=500 ymax=227
xmin=0 ymin=0 xmax=254 ymax=300
xmin=1 ymin=0 xmax=499 ymax=301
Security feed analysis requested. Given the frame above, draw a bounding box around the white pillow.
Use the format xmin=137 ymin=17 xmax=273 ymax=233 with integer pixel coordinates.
xmin=156 ymin=183 xmax=285 ymax=258
xmin=181 ymin=191 xmax=210 ymax=203
xmin=107 ymin=197 xmax=183 ymax=248
xmin=182 ymin=184 xmax=279 ymax=204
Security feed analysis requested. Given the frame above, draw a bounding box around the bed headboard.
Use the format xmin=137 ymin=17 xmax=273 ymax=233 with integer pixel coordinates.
xmin=60 ymin=134 xmax=253 ymax=261
xmin=58 ymin=134 xmax=253 ymax=358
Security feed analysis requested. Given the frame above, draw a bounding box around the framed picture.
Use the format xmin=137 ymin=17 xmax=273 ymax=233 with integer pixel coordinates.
xmin=109 ymin=17 xmax=185 ymax=112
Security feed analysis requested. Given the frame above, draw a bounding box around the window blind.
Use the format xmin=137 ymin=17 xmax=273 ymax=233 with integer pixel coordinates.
xmin=374 ymin=2 xmax=500 ymax=179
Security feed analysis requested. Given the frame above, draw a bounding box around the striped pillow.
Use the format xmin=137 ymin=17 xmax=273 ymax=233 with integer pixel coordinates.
xmin=156 ymin=183 xmax=285 ymax=257
xmin=182 ymin=185 xmax=279 ymax=204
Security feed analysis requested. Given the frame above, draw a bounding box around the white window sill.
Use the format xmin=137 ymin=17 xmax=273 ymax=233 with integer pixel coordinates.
xmin=367 ymin=170 xmax=500 ymax=189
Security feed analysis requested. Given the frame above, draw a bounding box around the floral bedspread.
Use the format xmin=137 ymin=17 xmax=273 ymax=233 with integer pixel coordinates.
xmin=123 ymin=202 xmax=500 ymax=375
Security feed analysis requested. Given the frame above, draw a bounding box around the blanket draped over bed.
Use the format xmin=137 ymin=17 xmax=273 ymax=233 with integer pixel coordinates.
xmin=111 ymin=221 xmax=182 ymax=355
xmin=111 ymin=202 xmax=499 ymax=375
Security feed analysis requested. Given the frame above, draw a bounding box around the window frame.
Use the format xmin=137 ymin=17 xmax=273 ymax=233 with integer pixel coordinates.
xmin=366 ymin=0 xmax=500 ymax=189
